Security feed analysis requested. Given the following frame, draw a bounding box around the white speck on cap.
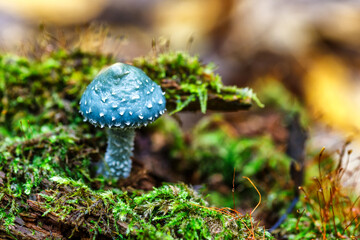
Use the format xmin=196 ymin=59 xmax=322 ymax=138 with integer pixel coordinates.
xmin=131 ymin=94 xmax=140 ymax=100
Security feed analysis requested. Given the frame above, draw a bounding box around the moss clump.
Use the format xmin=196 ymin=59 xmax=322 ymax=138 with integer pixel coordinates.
xmin=0 ymin=50 xmax=259 ymax=138
xmin=0 ymin=48 xmax=268 ymax=238
xmin=0 ymin=128 xmax=97 ymax=196
xmin=133 ymin=51 xmax=263 ymax=114
xmin=0 ymin=50 xmax=113 ymax=137
xmin=0 ymin=129 xmax=273 ymax=239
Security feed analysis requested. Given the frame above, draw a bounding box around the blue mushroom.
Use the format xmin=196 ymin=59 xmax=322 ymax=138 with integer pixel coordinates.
xmin=79 ymin=63 xmax=166 ymax=179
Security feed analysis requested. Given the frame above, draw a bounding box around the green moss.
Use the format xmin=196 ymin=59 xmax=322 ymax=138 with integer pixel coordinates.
xmin=45 ymin=177 xmax=271 ymax=239
xmin=0 ymin=49 xmax=268 ymax=238
xmin=133 ymin=51 xmax=263 ymax=114
xmin=0 ymin=50 xmax=113 ymax=137
xmin=0 ymin=129 xmax=272 ymax=239
xmin=0 ymin=50 xmax=259 ymax=138
xmin=0 ymin=128 xmax=93 ymax=199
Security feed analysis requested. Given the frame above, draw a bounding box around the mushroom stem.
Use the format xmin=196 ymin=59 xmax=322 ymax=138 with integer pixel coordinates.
xmin=100 ymin=128 xmax=135 ymax=178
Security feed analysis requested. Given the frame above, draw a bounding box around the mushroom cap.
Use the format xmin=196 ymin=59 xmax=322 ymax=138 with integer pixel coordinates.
xmin=79 ymin=63 xmax=166 ymax=128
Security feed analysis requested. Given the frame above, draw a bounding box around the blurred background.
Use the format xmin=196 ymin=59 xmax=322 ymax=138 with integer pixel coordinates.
xmin=2 ymin=0 xmax=360 ymax=131
xmin=2 ymin=0 xmax=360 ymax=214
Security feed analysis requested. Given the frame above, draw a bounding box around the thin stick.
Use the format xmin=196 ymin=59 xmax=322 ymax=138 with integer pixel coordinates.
xmin=339 ymin=150 xmax=352 ymax=181
xmin=336 ymin=141 xmax=350 ymax=173
xmin=19 ymin=120 xmax=25 ymax=139
xmin=330 ymin=188 xmax=338 ymax=237
xmin=316 ymin=191 xmax=326 ymax=239
xmin=186 ymin=35 xmax=194 ymax=52
xmin=318 ymin=147 xmax=325 ymax=183
xmin=151 ymin=38 xmax=157 ymax=58
xmin=343 ymin=216 xmax=358 ymax=235
xmin=242 ymin=176 xmax=261 ymax=216
xmin=296 ymin=209 xmax=305 ymax=231
xmin=250 ymin=212 xmax=255 ymax=239
xmin=233 ymin=168 xmax=236 ymax=210
xmin=263 ymin=226 xmax=265 ymax=240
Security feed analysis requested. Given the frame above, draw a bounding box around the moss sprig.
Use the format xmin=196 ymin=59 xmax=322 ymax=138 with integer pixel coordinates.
xmin=133 ymin=51 xmax=262 ymax=114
